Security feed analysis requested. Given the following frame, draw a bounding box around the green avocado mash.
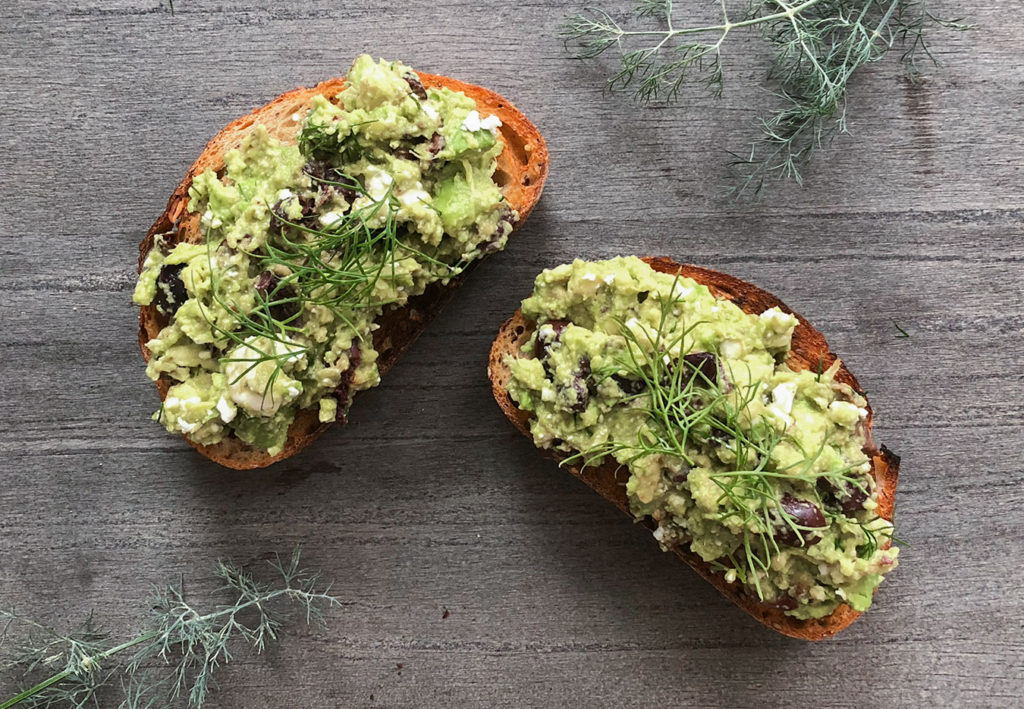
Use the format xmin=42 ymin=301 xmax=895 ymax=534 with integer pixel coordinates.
xmin=506 ymin=257 xmax=898 ymax=618
xmin=134 ymin=55 xmax=516 ymax=455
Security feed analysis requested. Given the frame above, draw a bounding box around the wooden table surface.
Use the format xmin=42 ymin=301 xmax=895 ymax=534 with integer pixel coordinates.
xmin=2 ymin=1 xmax=1022 ymax=706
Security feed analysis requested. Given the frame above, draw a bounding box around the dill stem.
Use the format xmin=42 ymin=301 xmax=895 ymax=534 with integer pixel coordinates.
xmin=776 ymin=0 xmax=837 ymax=92
xmin=0 ymin=633 xmax=156 ymax=709
xmin=871 ymin=0 xmax=903 ymax=43
xmin=608 ymin=0 xmax=824 ymax=40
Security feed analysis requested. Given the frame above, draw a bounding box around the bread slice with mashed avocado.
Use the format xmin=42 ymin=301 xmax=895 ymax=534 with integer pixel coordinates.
xmin=488 ymin=256 xmax=899 ymax=640
xmin=135 ymin=55 xmax=547 ymax=469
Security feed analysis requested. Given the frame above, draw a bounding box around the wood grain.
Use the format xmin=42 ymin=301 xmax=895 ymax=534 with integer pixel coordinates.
xmin=1 ymin=0 xmax=1022 ymax=706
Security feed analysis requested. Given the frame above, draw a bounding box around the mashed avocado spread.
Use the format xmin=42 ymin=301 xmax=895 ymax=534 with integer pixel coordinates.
xmin=134 ymin=56 xmax=515 ymax=454
xmin=506 ymin=257 xmax=898 ymax=618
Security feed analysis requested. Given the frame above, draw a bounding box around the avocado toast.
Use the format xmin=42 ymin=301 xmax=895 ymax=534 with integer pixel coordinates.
xmin=488 ymin=256 xmax=899 ymax=640
xmin=135 ymin=56 xmax=548 ymax=469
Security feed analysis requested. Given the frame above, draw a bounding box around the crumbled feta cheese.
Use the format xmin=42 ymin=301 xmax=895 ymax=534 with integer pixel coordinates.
xmin=760 ymin=307 xmax=797 ymax=330
xmin=461 ymin=110 xmax=482 ymax=131
xmin=460 ymin=109 xmax=501 ymax=133
xmin=421 ymin=102 xmax=439 ymax=121
xmin=320 ymin=212 xmax=343 ymax=227
xmin=278 ymin=188 xmax=294 ymax=201
xmin=398 ymin=186 xmax=431 ymax=209
xmin=672 ymin=282 xmax=694 ymax=299
xmin=760 ymin=307 xmax=798 ymax=349
xmin=772 ymin=382 xmax=797 ymax=415
xmin=177 ymin=417 xmax=198 ymax=434
xmin=480 ymin=115 xmax=502 ymax=131
xmin=603 ymin=274 xmax=616 ymax=285
xmin=828 ymin=401 xmax=862 ymax=427
xmin=362 ymin=164 xmax=394 ymax=201
xmin=581 ymin=272 xmax=597 ymax=282
xmin=216 ymin=396 xmax=236 ymax=424
xmin=768 ymin=381 xmax=797 ymax=427
xmin=201 ymin=209 xmax=222 ymax=229
xmin=223 ymin=337 xmax=304 ymax=417
xmin=720 ymin=339 xmax=743 ymax=359
xmin=197 ymin=209 xmax=220 ymax=228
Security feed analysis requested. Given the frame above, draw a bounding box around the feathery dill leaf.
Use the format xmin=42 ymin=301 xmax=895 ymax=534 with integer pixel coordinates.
xmin=0 ymin=549 xmax=340 ymax=709
xmin=560 ymin=0 xmax=969 ymax=196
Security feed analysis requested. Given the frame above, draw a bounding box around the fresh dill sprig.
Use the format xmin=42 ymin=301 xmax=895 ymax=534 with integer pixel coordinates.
xmin=197 ymin=174 xmax=403 ymax=403
xmin=262 ymin=182 xmax=404 ymax=324
xmin=202 ymin=168 xmax=466 ymax=406
xmin=0 ymin=549 xmax=340 ymax=709
xmin=891 ymin=317 xmax=910 ymax=338
xmin=199 ymin=239 xmax=309 ymax=408
xmin=560 ymin=0 xmax=970 ymax=196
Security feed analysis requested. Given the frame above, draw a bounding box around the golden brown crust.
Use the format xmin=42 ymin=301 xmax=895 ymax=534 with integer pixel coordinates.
xmin=138 ymin=71 xmax=548 ymax=470
xmin=487 ymin=256 xmax=900 ymax=640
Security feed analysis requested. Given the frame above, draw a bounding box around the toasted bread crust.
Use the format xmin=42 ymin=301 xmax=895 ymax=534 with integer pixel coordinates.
xmin=138 ymin=71 xmax=548 ymax=469
xmin=487 ymin=257 xmax=899 ymax=640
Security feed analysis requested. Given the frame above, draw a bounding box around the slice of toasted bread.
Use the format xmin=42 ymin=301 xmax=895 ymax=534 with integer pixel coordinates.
xmin=488 ymin=256 xmax=899 ymax=640
xmin=139 ymin=71 xmax=548 ymax=469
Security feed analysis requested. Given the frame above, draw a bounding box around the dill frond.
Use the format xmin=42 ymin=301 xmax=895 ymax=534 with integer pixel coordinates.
xmin=560 ymin=0 xmax=969 ymax=196
xmin=0 ymin=549 xmax=340 ymax=709
xmin=196 ymin=174 xmax=404 ymax=405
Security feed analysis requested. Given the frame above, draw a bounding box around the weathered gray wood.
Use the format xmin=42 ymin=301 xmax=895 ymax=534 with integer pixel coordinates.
xmin=1 ymin=0 xmax=1022 ymax=706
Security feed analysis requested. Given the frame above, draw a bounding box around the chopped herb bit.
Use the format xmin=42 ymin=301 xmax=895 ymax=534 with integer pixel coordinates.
xmin=891 ymin=318 xmax=911 ymax=338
